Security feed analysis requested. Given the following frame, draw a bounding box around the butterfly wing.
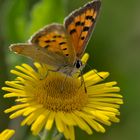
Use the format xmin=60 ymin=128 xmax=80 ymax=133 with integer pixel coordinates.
xmin=10 ymin=24 xmax=76 ymax=69
xmin=64 ymin=0 xmax=101 ymax=58
xmin=10 ymin=43 xmax=69 ymax=68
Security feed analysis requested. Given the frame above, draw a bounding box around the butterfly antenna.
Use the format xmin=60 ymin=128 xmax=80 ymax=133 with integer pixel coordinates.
xmin=85 ymin=63 xmax=104 ymax=80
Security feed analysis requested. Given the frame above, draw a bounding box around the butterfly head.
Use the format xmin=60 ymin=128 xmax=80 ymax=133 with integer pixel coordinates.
xmin=74 ymin=59 xmax=82 ymax=69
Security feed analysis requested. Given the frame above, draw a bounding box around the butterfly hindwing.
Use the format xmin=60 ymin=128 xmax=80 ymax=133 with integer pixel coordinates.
xmin=10 ymin=43 xmax=69 ymax=68
xmin=64 ymin=0 xmax=101 ymax=58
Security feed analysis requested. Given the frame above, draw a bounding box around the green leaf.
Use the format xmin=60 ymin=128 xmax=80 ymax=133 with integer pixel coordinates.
xmin=2 ymin=0 xmax=28 ymax=42
xmin=27 ymin=0 xmax=65 ymax=37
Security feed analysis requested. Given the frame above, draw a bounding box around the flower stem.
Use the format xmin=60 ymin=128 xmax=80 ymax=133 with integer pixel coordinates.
xmin=40 ymin=126 xmax=63 ymax=140
xmin=41 ymin=128 xmax=54 ymax=140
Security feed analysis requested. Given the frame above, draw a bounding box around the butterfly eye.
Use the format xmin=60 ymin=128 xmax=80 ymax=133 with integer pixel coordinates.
xmin=74 ymin=60 xmax=82 ymax=69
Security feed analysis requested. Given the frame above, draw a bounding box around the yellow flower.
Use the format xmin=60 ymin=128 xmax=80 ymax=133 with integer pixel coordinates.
xmin=0 ymin=129 xmax=15 ymax=140
xmin=2 ymin=54 xmax=123 ymax=140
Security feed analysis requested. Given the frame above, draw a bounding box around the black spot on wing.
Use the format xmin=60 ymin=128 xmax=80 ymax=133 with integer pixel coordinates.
xmin=62 ymin=48 xmax=67 ymax=50
xmin=75 ymin=21 xmax=81 ymax=26
xmin=45 ymin=40 xmax=56 ymax=43
xmin=70 ymin=29 xmax=76 ymax=34
xmin=45 ymin=40 xmax=51 ymax=43
xmin=81 ymin=36 xmax=85 ymax=40
xmin=44 ymin=45 xmax=50 ymax=48
xmin=91 ymin=17 xmax=95 ymax=22
xmin=85 ymin=15 xmax=93 ymax=20
xmin=83 ymin=26 xmax=90 ymax=32
xmin=75 ymin=21 xmax=85 ymax=26
xmin=59 ymin=42 xmax=66 ymax=45
xmin=81 ymin=22 xmax=85 ymax=26
xmin=85 ymin=16 xmax=95 ymax=23
xmin=53 ymin=35 xmax=62 ymax=38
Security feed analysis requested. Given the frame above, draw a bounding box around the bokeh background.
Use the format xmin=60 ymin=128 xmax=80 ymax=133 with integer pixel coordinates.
xmin=0 ymin=0 xmax=140 ymax=140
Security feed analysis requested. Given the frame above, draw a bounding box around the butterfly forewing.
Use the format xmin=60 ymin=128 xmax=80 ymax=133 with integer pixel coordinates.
xmin=30 ymin=24 xmax=76 ymax=65
xmin=10 ymin=24 xmax=76 ymax=69
xmin=64 ymin=0 xmax=101 ymax=58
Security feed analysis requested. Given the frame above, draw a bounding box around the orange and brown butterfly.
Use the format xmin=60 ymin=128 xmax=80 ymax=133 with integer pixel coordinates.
xmin=10 ymin=0 xmax=101 ymax=76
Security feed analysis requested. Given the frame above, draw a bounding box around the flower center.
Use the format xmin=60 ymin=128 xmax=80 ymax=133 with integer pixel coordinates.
xmin=31 ymin=72 xmax=88 ymax=112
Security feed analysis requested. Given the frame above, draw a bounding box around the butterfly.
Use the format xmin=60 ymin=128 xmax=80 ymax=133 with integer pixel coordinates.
xmin=10 ymin=0 xmax=101 ymax=76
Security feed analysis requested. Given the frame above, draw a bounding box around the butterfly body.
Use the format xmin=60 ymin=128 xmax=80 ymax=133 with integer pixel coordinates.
xmin=10 ymin=0 xmax=101 ymax=76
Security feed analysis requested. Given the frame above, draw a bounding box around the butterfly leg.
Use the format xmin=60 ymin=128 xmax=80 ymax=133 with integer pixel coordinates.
xmin=45 ymin=66 xmax=62 ymax=76
xmin=60 ymin=68 xmax=74 ymax=92
xmin=78 ymin=70 xmax=87 ymax=93
xmin=38 ymin=66 xmax=62 ymax=80
xmin=60 ymin=74 xmax=68 ymax=93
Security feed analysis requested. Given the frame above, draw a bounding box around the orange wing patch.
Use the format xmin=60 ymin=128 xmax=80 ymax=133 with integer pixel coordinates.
xmin=64 ymin=0 xmax=101 ymax=58
xmin=35 ymin=33 xmax=71 ymax=57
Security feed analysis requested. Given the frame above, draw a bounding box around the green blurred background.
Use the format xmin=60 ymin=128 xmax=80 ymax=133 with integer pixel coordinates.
xmin=0 ymin=0 xmax=140 ymax=140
